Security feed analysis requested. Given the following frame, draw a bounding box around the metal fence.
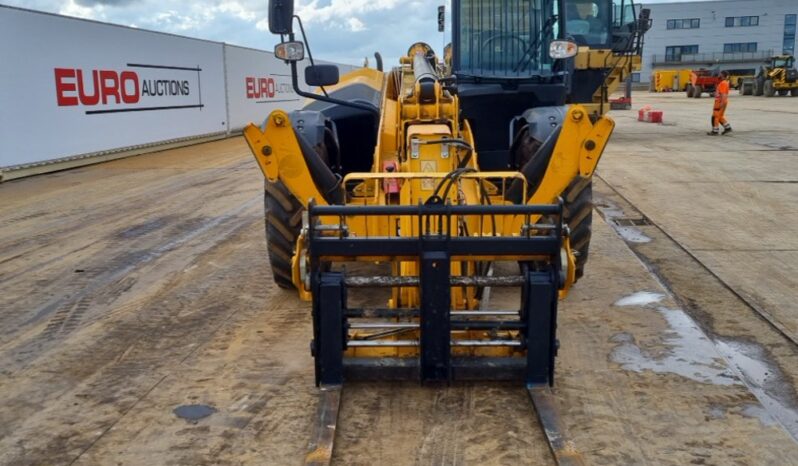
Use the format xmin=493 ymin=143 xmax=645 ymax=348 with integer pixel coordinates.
xmin=651 ymin=50 xmax=773 ymax=65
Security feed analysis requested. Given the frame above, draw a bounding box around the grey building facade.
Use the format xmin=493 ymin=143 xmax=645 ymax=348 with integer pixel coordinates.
xmin=638 ymin=0 xmax=797 ymax=82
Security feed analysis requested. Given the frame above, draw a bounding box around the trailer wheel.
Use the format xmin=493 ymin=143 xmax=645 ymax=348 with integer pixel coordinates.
xmin=693 ymin=85 xmax=702 ymax=98
xmin=686 ymin=85 xmax=694 ymax=98
xmin=792 ymin=88 xmax=798 ymax=97
xmin=264 ymin=180 xmax=303 ymax=289
xmin=764 ymin=80 xmax=776 ymax=97
xmin=778 ymin=89 xmax=789 ymax=96
xmin=562 ymin=176 xmax=593 ymax=281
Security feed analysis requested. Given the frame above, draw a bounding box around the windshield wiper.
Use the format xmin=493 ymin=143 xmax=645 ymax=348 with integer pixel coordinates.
xmin=513 ymin=14 xmax=558 ymax=73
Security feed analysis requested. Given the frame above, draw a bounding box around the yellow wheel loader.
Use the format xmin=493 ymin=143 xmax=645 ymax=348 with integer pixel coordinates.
xmin=744 ymin=55 xmax=798 ymax=97
xmin=245 ymin=0 xmax=648 ymax=390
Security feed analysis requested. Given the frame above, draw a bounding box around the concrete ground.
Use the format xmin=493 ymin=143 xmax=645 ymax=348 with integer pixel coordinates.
xmin=0 ymin=90 xmax=797 ymax=465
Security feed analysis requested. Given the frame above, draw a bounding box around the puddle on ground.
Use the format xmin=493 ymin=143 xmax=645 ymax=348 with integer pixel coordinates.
xmin=595 ymin=201 xmax=652 ymax=243
xmin=614 ymin=291 xmax=665 ymax=307
xmin=611 ymin=305 xmax=798 ymax=441
xmin=741 ymin=404 xmax=779 ymax=428
xmin=173 ymin=404 xmax=217 ymax=423
xmin=597 ymin=196 xmax=798 ymax=441
xmin=715 ymin=339 xmax=798 ymax=440
xmin=707 ymin=404 xmax=727 ymax=420
xmin=594 ymin=201 xmax=624 ymax=219
xmin=610 ymin=307 xmax=738 ymax=386
xmin=613 ymin=226 xmax=652 ymax=243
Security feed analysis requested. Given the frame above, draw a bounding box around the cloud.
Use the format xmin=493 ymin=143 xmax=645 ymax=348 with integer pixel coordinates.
xmin=3 ymin=0 xmax=457 ymax=65
xmin=75 ymin=0 xmax=138 ymax=6
xmin=295 ymin=0 xmax=401 ymax=28
xmin=347 ymin=17 xmax=365 ymax=32
xmin=216 ymin=1 xmax=258 ymax=22
xmin=59 ymin=0 xmax=104 ymax=20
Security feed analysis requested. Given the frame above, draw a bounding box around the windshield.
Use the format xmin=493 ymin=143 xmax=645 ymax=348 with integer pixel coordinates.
xmin=774 ymin=57 xmax=793 ymax=68
xmin=563 ymin=0 xmax=611 ymax=46
xmin=612 ymin=1 xmax=635 ymax=28
xmin=456 ymin=0 xmax=558 ymax=77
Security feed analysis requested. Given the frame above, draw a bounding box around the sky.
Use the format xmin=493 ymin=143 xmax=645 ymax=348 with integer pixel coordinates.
xmin=3 ymin=0 xmax=715 ymax=66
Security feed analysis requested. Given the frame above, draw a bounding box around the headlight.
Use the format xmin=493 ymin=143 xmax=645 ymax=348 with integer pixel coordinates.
xmin=274 ymin=41 xmax=305 ymax=61
xmin=549 ymin=40 xmax=578 ymax=59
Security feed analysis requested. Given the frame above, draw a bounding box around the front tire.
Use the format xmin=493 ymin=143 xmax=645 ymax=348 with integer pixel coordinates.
xmin=764 ymin=80 xmax=776 ymax=97
xmin=264 ymin=181 xmax=303 ymax=289
xmin=562 ymin=176 xmax=593 ymax=281
xmin=510 ymin=126 xmax=594 ymax=283
xmin=754 ymin=78 xmax=765 ymax=96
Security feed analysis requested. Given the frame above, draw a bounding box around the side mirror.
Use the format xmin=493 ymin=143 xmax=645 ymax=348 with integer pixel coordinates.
xmin=638 ymin=8 xmax=652 ymax=33
xmin=268 ymin=0 xmax=294 ymax=34
xmin=305 ymin=65 xmax=339 ymax=87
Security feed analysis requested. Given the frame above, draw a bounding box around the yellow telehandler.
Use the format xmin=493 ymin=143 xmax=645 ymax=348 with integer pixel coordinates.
xmin=244 ymin=1 xmax=649 ymax=462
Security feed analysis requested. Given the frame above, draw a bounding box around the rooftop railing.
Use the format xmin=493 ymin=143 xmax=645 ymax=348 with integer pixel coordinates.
xmin=651 ymin=49 xmax=774 ymax=65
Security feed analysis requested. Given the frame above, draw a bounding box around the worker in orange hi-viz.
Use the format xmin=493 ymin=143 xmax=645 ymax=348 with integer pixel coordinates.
xmin=708 ymin=70 xmax=732 ymax=135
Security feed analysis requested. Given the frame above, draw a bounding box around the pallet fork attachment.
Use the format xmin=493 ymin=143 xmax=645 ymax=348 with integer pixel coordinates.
xmin=307 ymin=202 xmax=563 ymax=386
xmin=303 ymin=202 xmax=585 ymax=466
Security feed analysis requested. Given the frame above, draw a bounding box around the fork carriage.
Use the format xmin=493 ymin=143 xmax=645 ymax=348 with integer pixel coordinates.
xmin=307 ymin=201 xmax=566 ymax=386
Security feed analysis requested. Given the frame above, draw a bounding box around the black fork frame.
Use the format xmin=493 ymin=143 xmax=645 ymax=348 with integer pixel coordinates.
xmin=308 ymin=202 xmax=563 ymax=387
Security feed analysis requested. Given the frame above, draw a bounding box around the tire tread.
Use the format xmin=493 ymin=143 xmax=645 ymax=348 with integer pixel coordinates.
xmin=264 ymin=181 xmax=303 ymax=289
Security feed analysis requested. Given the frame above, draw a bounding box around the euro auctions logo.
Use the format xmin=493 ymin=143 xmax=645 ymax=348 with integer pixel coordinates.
xmin=245 ymin=75 xmax=297 ymax=103
xmin=54 ymin=63 xmax=203 ymax=114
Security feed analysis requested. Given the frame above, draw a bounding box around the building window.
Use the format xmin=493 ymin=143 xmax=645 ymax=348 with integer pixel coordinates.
xmin=723 ymin=42 xmax=758 ymax=53
xmin=725 ymin=16 xmax=759 ymax=27
xmin=666 ymin=18 xmax=700 ymax=30
xmin=785 ymin=14 xmax=797 ymax=55
xmin=665 ymin=45 xmax=699 ymax=62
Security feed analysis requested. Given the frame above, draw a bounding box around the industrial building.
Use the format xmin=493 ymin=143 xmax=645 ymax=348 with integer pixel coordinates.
xmin=639 ymin=0 xmax=797 ymax=82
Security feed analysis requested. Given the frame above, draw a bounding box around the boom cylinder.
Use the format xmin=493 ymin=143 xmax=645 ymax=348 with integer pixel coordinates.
xmin=413 ymin=53 xmax=438 ymax=83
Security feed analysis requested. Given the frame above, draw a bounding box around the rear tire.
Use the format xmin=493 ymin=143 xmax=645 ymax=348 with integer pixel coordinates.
xmin=693 ymin=85 xmax=702 ymax=98
xmin=764 ymin=80 xmax=775 ymax=97
xmin=791 ymin=88 xmax=798 ymax=97
xmin=686 ymin=84 xmax=694 ymax=98
xmin=561 ymin=176 xmax=593 ymax=282
xmin=741 ymin=82 xmax=753 ymax=95
xmin=778 ymin=89 xmax=789 ymax=96
xmin=264 ymin=181 xmax=303 ymax=289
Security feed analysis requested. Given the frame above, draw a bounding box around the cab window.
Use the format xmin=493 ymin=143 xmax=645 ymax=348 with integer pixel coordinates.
xmin=612 ymin=1 xmax=636 ymax=28
xmin=563 ymin=0 xmax=610 ymax=47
